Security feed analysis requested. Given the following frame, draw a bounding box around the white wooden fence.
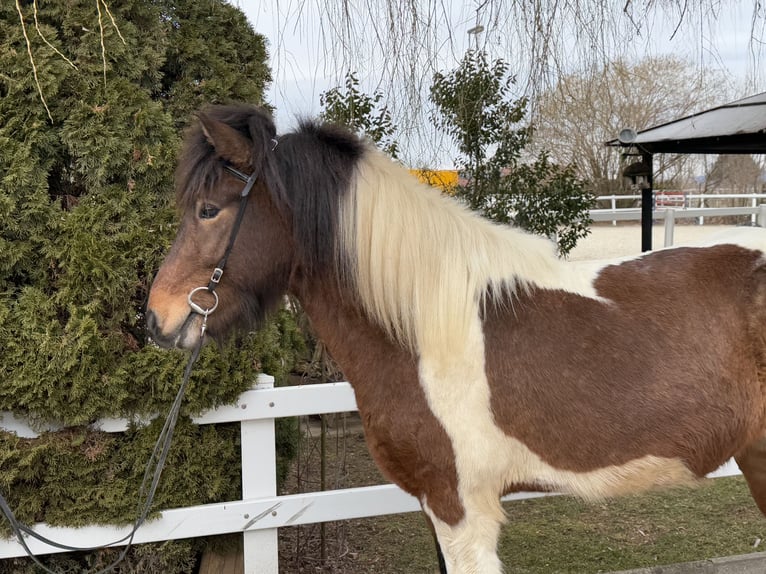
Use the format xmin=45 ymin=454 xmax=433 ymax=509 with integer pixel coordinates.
xmin=591 ymin=193 xmax=766 ymax=248
xmin=0 ymin=374 xmax=743 ymax=573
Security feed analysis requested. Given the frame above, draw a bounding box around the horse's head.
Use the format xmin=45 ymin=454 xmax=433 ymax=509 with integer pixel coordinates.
xmin=146 ymin=105 xmax=294 ymax=349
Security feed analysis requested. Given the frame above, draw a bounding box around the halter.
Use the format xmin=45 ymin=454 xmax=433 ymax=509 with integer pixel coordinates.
xmin=187 ymin=164 xmax=258 ymax=336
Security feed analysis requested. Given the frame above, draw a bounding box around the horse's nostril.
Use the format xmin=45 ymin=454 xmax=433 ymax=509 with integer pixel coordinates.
xmin=146 ymin=309 xmax=158 ymax=336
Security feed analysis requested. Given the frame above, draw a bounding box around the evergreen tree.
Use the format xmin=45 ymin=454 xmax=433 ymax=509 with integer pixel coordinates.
xmin=158 ymin=0 xmax=271 ymax=125
xmin=0 ymin=1 xmax=300 ymax=570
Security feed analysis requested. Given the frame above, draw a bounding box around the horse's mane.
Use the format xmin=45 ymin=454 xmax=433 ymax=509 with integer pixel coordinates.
xmin=273 ymin=120 xmax=365 ymax=280
xmin=177 ymin=107 xmax=575 ymax=359
xmin=344 ymin=149 xmax=568 ymax=358
xmin=278 ymin=120 xmax=572 ymax=359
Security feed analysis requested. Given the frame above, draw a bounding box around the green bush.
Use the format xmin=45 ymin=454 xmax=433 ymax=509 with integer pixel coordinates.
xmin=0 ymin=1 xmax=302 ymax=570
xmin=430 ymin=50 xmax=593 ymax=256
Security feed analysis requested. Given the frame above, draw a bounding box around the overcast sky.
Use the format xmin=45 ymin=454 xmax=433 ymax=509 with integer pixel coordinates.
xmin=232 ymin=1 xmax=764 ymax=164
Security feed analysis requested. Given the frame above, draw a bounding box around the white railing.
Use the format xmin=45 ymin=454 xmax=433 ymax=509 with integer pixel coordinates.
xmin=595 ymin=192 xmax=766 ymax=213
xmin=0 ymin=376 xmax=743 ymax=573
xmin=591 ymin=193 xmax=766 ymax=248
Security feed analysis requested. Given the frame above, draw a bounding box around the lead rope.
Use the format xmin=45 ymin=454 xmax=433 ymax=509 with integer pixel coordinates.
xmin=0 ymin=164 xmax=259 ymax=573
xmin=0 ymin=333 xmax=204 ymax=574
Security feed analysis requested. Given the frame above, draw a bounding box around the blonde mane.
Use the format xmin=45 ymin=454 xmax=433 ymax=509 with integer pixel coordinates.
xmin=338 ymin=146 xmax=576 ymax=360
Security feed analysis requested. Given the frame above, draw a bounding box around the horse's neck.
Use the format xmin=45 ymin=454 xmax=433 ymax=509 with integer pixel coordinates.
xmin=289 ymin=274 xmax=415 ymax=387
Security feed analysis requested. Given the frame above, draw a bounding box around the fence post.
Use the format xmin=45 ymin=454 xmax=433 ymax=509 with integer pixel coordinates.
xmin=242 ymin=374 xmax=278 ymax=574
xmin=664 ymin=208 xmax=675 ymax=247
xmin=759 ymin=204 xmax=766 ymax=228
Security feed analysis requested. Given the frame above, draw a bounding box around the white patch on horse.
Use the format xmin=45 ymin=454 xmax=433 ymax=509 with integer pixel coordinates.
xmin=415 ymin=299 xmax=697 ymax=573
xmin=340 ymin=147 xmax=606 ymax=364
xmin=422 ymin=498 xmax=504 ymax=574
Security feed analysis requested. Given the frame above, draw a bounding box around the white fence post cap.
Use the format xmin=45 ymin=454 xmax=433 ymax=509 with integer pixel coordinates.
xmin=255 ymin=373 xmax=275 ymax=389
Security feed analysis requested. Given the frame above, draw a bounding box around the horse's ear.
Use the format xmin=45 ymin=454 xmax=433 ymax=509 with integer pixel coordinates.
xmin=197 ymin=112 xmax=253 ymax=170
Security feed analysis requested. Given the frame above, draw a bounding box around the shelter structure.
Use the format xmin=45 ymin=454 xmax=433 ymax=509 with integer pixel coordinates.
xmin=606 ymin=91 xmax=766 ymax=250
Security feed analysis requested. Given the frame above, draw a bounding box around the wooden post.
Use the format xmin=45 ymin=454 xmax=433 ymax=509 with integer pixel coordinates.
xmin=758 ymin=204 xmax=766 ymax=228
xmin=242 ymin=374 xmax=278 ymax=574
xmin=663 ymin=208 xmax=675 ymax=247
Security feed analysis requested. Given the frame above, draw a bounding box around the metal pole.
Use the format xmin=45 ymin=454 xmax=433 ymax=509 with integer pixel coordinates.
xmin=640 ymin=152 xmax=654 ymax=252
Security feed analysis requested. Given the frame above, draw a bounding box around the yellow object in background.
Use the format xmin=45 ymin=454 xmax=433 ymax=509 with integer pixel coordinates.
xmin=409 ymin=169 xmax=460 ymax=195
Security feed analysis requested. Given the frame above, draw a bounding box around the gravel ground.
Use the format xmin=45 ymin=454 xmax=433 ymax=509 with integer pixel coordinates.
xmin=568 ymin=223 xmax=743 ymax=261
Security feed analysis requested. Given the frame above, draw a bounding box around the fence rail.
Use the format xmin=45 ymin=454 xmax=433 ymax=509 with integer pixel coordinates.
xmin=0 ymin=376 xmax=743 ymax=573
xmin=590 ymin=192 xmax=766 ymax=247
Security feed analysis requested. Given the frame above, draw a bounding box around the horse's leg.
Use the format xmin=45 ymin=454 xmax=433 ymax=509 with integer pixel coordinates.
xmin=423 ymin=512 xmax=448 ymax=574
xmin=422 ymin=494 xmax=504 ymax=574
xmin=736 ymin=434 xmax=766 ymax=515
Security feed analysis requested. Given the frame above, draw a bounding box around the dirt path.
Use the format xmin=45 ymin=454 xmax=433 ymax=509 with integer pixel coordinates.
xmin=568 ymin=223 xmax=742 ymax=261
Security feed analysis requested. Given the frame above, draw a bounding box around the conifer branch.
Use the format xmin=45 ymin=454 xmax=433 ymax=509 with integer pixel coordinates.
xmin=33 ymin=0 xmax=77 ymax=69
xmin=15 ymin=0 xmax=53 ymax=122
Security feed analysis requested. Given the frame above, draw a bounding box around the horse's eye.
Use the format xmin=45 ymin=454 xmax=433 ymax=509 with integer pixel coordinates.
xmin=198 ymin=204 xmax=220 ymax=220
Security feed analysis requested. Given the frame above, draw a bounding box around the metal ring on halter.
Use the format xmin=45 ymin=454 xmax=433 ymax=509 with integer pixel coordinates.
xmin=187 ymin=286 xmax=219 ymax=316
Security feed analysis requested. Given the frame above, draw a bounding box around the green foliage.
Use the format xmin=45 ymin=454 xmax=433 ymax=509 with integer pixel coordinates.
xmin=430 ymin=50 xmax=528 ymax=186
xmin=485 ymin=153 xmax=595 ymax=256
xmin=0 ymin=1 xmax=303 ymax=570
xmin=320 ymin=72 xmax=399 ymax=158
xmin=0 ymin=540 xmax=199 ymax=574
xmin=158 ymin=0 xmax=272 ymax=126
xmin=430 ymin=50 xmax=593 ymax=255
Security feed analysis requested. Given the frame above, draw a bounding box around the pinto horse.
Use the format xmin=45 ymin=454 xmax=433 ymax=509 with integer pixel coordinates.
xmin=146 ymin=104 xmax=766 ymax=574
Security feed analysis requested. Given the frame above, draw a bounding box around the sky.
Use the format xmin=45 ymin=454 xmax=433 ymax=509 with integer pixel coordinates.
xmin=232 ymin=1 xmax=765 ymax=164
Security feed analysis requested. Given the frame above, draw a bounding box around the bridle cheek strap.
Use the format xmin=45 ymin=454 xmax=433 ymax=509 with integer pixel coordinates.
xmin=186 ymin=165 xmax=258 ymax=332
xmin=207 ymin=165 xmax=258 ymax=290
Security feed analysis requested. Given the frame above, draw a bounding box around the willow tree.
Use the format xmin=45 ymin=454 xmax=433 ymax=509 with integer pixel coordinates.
xmin=0 ymin=1 xmax=300 ymax=571
xmin=266 ymin=1 xmax=764 ymax=164
xmin=288 ymin=0 xmax=764 ymax=99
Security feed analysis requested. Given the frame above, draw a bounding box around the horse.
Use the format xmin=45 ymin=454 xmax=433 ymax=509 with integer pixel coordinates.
xmin=146 ymin=104 xmax=766 ymax=574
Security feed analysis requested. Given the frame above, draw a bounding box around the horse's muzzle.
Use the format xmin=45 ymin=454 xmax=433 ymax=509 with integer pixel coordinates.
xmin=146 ymin=309 xmax=201 ymax=349
xmin=145 ymin=309 xmax=170 ymax=347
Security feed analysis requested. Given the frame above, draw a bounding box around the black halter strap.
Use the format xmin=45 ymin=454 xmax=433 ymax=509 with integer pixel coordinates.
xmin=187 ymin=164 xmax=258 ymax=327
xmin=206 ymin=164 xmax=258 ymax=291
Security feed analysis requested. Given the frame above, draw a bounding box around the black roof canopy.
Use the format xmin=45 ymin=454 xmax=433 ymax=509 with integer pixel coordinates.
xmin=606 ymin=92 xmax=766 ymax=155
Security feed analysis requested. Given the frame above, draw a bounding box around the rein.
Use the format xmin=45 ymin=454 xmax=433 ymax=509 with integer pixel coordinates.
xmin=0 ymin=338 xmax=202 ymax=574
xmin=0 ymin=165 xmax=258 ymax=572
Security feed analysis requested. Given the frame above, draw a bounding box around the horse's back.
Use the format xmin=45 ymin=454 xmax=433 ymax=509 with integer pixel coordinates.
xmin=482 ymin=237 xmax=766 ymax=500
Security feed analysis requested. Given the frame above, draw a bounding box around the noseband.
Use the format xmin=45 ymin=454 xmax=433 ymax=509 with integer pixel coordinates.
xmin=187 ymin=164 xmax=258 ymax=335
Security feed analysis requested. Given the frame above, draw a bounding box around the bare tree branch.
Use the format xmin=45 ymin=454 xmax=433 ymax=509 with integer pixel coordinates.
xmin=261 ymin=1 xmax=763 ymax=165
xmin=15 ymin=0 xmax=52 ymax=122
xmin=32 ymin=0 xmax=77 ymax=70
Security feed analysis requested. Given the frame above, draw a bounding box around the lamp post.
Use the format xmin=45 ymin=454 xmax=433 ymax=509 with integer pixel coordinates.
xmin=467 ymin=24 xmax=484 ymax=50
xmin=622 ymin=154 xmax=654 ymax=251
